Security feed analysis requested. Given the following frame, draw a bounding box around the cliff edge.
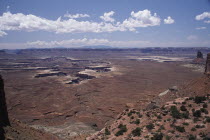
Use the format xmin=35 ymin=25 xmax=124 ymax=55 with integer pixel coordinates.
xmin=0 ymin=75 xmax=10 ymax=139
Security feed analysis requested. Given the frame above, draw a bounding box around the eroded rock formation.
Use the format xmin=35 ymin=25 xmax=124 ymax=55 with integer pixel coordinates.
xmin=0 ymin=75 xmax=10 ymax=139
xmin=197 ymin=50 xmax=203 ymax=58
xmin=205 ymin=53 xmax=210 ymax=75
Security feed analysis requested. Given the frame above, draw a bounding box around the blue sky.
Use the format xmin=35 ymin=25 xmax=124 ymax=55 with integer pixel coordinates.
xmin=0 ymin=0 xmax=210 ymax=49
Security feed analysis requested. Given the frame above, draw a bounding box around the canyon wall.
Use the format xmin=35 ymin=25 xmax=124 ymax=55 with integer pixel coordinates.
xmin=0 ymin=75 xmax=10 ymax=139
xmin=205 ymin=53 xmax=210 ymax=75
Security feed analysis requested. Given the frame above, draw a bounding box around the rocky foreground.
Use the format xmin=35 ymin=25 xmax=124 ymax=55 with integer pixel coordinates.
xmin=4 ymin=119 xmax=59 ymax=140
xmin=87 ymin=95 xmax=210 ymax=140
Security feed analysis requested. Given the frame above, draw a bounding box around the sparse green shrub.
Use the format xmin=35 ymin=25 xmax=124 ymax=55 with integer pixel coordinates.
xmin=165 ymin=135 xmax=171 ymax=140
xmin=188 ymin=104 xmax=192 ymax=107
xmin=194 ymin=96 xmax=206 ymax=104
xmin=136 ymin=112 xmax=143 ymax=118
xmin=182 ymin=101 xmax=186 ymax=104
xmin=160 ymin=125 xmax=165 ymax=130
xmin=203 ymin=103 xmax=208 ymax=108
xmin=118 ymin=124 xmax=123 ymax=128
xmin=105 ymin=128 xmax=110 ymax=135
xmin=200 ymin=108 xmax=205 ymax=112
xmin=199 ymin=132 xmax=206 ymax=138
xmin=200 ymin=108 xmax=208 ymax=114
xmin=183 ymin=122 xmax=189 ymax=126
xmin=127 ymin=110 xmax=136 ymax=117
xmin=203 ymin=137 xmax=209 ymax=140
xmin=173 ymin=101 xmax=177 ymax=104
xmin=189 ymin=97 xmax=194 ymax=100
xmin=169 ymin=130 xmax=175 ymax=134
xmin=205 ymin=110 xmax=209 ymax=114
xmin=195 ymin=124 xmax=205 ymax=128
xmin=191 ymin=127 xmax=196 ymax=131
xmin=175 ymin=126 xmax=185 ymax=132
xmin=130 ymin=110 xmax=136 ymax=114
xmin=115 ymin=124 xmax=127 ymax=136
xmin=128 ymin=112 xmax=132 ymax=117
xmin=170 ymin=106 xmax=181 ymax=119
xmin=180 ymin=105 xmax=187 ymax=111
xmin=206 ymin=117 xmax=210 ymax=123
xmin=144 ymin=135 xmax=149 ymax=138
xmin=151 ymin=133 xmax=163 ymax=140
xmin=134 ymin=119 xmax=140 ymax=124
xmin=193 ymin=117 xmax=199 ymax=123
xmin=146 ymin=123 xmax=155 ymax=130
xmin=157 ymin=115 xmax=162 ymax=119
xmin=193 ymin=110 xmax=201 ymax=117
xmin=131 ymin=127 xmax=141 ymax=136
xmin=181 ymin=111 xmax=189 ymax=119
xmin=188 ymin=134 xmax=196 ymax=140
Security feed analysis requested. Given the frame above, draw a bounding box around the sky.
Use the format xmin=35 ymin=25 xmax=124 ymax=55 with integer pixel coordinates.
xmin=0 ymin=0 xmax=210 ymax=49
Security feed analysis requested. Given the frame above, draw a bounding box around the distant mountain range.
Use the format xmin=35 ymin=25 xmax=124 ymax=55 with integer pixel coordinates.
xmin=81 ymin=45 xmax=114 ymax=49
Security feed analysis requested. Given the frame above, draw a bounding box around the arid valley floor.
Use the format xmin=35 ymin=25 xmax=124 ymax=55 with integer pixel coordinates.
xmin=1 ymin=48 xmax=210 ymax=139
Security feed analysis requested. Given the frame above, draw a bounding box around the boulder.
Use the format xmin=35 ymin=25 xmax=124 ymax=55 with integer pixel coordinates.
xmin=169 ymin=86 xmax=178 ymax=92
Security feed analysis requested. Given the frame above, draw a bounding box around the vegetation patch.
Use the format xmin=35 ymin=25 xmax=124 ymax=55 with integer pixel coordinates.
xmin=115 ymin=124 xmax=127 ymax=136
xmin=151 ymin=133 xmax=163 ymax=140
xmin=194 ymin=96 xmax=206 ymax=104
xmin=175 ymin=126 xmax=185 ymax=132
xmin=131 ymin=127 xmax=141 ymax=136
xmin=134 ymin=119 xmax=140 ymax=124
xmin=170 ymin=106 xmax=181 ymax=119
xmin=105 ymin=128 xmax=110 ymax=135
xmin=146 ymin=123 xmax=155 ymax=130
xmin=193 ymin=110 xmax=201 ymax=117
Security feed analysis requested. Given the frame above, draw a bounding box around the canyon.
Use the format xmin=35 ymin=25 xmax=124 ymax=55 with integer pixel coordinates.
xmin=0 ymin=48 xmax=210 ymax=139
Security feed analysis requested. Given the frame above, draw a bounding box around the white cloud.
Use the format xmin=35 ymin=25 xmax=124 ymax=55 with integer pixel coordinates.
xmin=195 ymin=12 xmax=210 ymax=24
xmin=64 ymin=13 xmax=90 ymax=19
xmin=0 ymin=10 xmax=166 ymax=36
xmin=0 ymin=31 xmax=7 ymax=37
xmin=195 ymin=12 xmax=210 ymax=20
xmin=196 ymin=27 xmax=206 ymax=30
xmin=187 ymin=35 xmax=198 ymax=40
xmin=164 ymin=16 xmax=175 ymax=24
xmin=100 ymin=11 xmax=115 ymax=22
xmin=121 ymin=9 xmax=161 ymax=31
xmin=0 ymin=12 xmax=118 ymax=34
xmin=204 ymin=20 xmax=210 ymax=23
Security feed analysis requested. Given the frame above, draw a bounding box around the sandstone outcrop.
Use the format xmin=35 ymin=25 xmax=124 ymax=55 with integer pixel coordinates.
xmin=205 ymin=53 xmax=210 ymax=75
xmin=192 ymin=51 xmax=205 ymax=64
xmin=0 ymin=75 xmax=10 ymax=139
xmin=197 ymin=50 xmax=203 ymax=59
